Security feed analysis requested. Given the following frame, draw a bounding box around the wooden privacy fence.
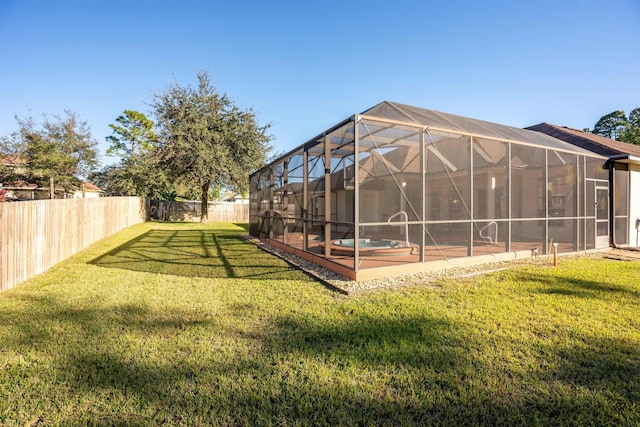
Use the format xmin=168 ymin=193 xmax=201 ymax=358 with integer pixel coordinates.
xmin=0 ymin=197 xmax=148 ymax=292
xmin=149 ymin=200 xmax=248 ymax=223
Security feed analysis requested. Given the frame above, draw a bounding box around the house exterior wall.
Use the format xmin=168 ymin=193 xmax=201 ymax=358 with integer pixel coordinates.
xmin=6 ymin=188 xmax=78 ymax=200
xmin=629 ymin=165 xmax=640 ymax=247
xmin=72 ymin=191 xmax=103 ymax=199
xmin=5 ymin=188 xmax=36 ymax=200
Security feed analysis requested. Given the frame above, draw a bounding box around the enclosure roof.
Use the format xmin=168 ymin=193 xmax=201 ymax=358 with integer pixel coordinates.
xmin=526 ymin=122 xmax=640 ymax=159
xmin=363 ymin=101 xmax=597 ymax=155
xmin=251 ymin=101 xmax=605 ymax=177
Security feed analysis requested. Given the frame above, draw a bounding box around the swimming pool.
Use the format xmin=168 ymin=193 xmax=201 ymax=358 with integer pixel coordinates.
xmin=321 ymin=238 xmax=417 ymax=256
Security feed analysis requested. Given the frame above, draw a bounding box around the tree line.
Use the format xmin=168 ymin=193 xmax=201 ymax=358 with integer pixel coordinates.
xmin=589 ymin=108 xmax=640 ymax=145
xmin=0 ymin=71 xmax=272 ymax=221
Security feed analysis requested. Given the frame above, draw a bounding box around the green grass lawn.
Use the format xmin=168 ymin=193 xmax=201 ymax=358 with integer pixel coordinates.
xmin=1 ymin=222 xmax=640 ymax=426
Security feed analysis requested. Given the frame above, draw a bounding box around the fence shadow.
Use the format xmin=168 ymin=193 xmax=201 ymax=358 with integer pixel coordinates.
xmin=90 ymin=229 xmax=302 ymax=280
xmin=233 ymin=223 xmax=249 ymax=232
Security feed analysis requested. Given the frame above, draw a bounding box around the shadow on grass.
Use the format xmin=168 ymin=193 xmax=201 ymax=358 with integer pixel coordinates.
xmin=90 ymin=228 xmax=301 ymax=280
xmin=233 ymin=222 xmax=249 ymax=232
xmin=542 ymin=334 xmax=640 ymax=395
xmin=514 ymin=271 xmax=640 ymax=299
xmin=0 ymin=292 xmax=471 ymax=424
xmin=2 ymin=289 xmax=640 ymax=425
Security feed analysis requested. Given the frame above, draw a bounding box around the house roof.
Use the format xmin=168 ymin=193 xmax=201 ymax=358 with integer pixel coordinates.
xmin=82 ymin=181 xmax=104 ymax=192
xmin=0 ymin=154 xmax=27 ymax=166
xmin=1 ymin=180 xmax=38 ymax=189
xmin=0 ymin=180 xmax=104 ymax=192
xmin=525 ymin=122 xmax=640 ymax=159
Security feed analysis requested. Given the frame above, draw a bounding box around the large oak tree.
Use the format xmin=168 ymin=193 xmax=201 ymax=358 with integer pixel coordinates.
xmin=152 ymin=71 xmax=272 ymax=221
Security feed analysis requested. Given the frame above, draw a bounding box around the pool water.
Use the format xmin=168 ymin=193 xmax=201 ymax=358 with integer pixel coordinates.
xmin=334 ymin=238 xmax=403 ymax=248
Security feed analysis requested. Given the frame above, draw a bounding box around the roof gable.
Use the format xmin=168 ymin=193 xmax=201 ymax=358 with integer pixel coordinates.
xmin=82 ymin=181 xmax=104 ymax=192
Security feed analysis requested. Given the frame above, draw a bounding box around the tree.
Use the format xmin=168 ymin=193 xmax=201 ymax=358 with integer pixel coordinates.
xmin=621 ymin=108 xmax=640 ymax=146
xmin=592 ymin=108 xmax=640 ymax=145
xmin=8 ymin=111 xmax=99 ymax=197
xmin=152 ymin=71 xmax=272 ymax=221
xmin=104 ymin=110 xmax=165 ymax=197
xmin=90 ymin=159 xmax=168 ymax=198
xmin=592 ymin=110 xmax=627 ymax=140
xmin=0 ymin=134 xmax=27 ymax=183
xmin=106 ymin=110 xmax=156 ymax=158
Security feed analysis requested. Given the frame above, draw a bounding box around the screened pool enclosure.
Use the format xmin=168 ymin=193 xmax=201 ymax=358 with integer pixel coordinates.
xmin=250 ymin=102 xmax=628 ymax=280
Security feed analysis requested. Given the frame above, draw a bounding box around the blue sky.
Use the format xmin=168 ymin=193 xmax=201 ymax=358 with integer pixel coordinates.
xmin=1 ymin=0 xmax=639 ymax=166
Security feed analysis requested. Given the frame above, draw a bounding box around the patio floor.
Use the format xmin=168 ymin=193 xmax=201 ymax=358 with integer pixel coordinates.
xmin=270 ymin=233 xmax=577 ymax=272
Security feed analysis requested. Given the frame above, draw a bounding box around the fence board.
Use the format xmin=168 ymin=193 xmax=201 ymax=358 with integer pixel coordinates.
xmin=0 ymin=197 xmax=147 ymax=292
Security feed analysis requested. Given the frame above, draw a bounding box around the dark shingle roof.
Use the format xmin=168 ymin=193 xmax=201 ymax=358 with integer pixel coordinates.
xmin=526 ymin=122 xmax=640 ymax=158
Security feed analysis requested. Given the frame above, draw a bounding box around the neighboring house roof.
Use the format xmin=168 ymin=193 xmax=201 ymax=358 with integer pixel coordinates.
xmin=219 ymin=191 xmax=236 ymax=200
xmin=0 ymin=154 xmax=27 ymax=166
xmin=219 ymin=191 xmax=247 ymax=202
xmin=1 ymin=179 xmax=103 ymax=193
xmin=1 ymin=180 xmax=38 ymax=189
xmin=2 ymin=153 xmax=104 ymax=195
xmin=82 ymin=181 xmax=104 ymax=192
xmin=526 ymin=122 xmax=640 ymax=159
